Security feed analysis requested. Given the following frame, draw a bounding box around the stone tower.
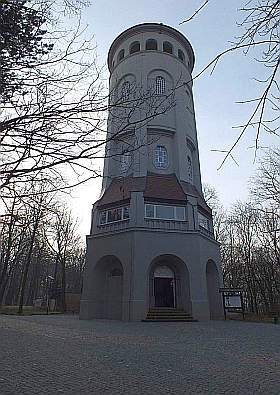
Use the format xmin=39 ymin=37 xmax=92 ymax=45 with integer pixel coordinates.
xmin=80 ymin=23 xmax=223 ymax=321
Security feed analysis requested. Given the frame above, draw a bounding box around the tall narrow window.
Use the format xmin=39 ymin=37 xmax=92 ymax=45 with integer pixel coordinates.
xmin=146 ymin=39 xmax=157 ymax=50
xmin=121 ymin=81 xmax=130 ymax=101
xmin=117 ymin=49 xmax=125 ymax=62
xmin=145 ymin=204 xmax=155 ymax=218
xmin=198 ymin=212 xmax=211 ymax=231
xmin=130 ymin=41 xmax=140 ymax=54
xmin=187 ymin=155 xmax=193 ymax=183
xmin=178 ymin=49 xmax=185 ymax=63
xmin=120 ymin=152 xmax=131 ymax=173
xmin=163 ymin=41 xmax=173 ymax=54
xmin=155 ymin=76 xmax=166 ymax=95
xmin=154 ymin=145 xmax=168 ymax=169
xmin=108 ymin=208 xmax=122 ymax=222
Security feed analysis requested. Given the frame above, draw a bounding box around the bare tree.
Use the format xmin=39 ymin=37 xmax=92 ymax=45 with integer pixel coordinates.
xmin=0 ymin=187 xmax=85 ymax=311
xmin=251 ymin=147 xmax=280 ymax=206
xmin=43 ymin=205 xmax=83 ymax=311
xmin=17 ymin=185 xmax=56 ymax=313
xmin=203 ymin=183 xmax=227 ymax=242
xmin=0 ymin=0 xmax=175 ymax=196
xmin=182 ymin=1 xmax=279 ymax=167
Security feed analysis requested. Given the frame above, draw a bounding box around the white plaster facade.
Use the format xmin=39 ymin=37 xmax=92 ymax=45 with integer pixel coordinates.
xmin=80 ymin=23 xmax=223 ymax=321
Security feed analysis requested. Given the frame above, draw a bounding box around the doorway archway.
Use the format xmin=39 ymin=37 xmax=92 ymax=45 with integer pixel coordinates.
xmin=91 ymin=255 xmax=124 ymax=319
xmin=148 ymin=254 xmax=191 ymax=313
xmin=154 ymin=266 xmax=175 ymax=308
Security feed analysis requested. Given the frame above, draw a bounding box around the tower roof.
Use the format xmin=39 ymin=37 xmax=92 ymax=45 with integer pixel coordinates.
xmin=107 ymin=23 xmax=195 ymax=73
xmin=96 ymin=174 xmax=211 ymax=214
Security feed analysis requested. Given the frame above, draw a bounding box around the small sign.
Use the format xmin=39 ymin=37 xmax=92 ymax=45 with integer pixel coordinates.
xmin=219 ymin=288 xmax=244 ymax=320
xmin=224 ymin=293 xmax=242 ymax=308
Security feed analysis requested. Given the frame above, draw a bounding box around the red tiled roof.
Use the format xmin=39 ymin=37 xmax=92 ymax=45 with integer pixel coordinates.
xmin=181 ymin=181 xmax=212 ymax=214
xmin=97 ymin=173 xmax=211 ymax=214
xmin=144 ymin=173 xmax=186 ymax=202
xmin=97 ymin=176 xmax=146 ymax=206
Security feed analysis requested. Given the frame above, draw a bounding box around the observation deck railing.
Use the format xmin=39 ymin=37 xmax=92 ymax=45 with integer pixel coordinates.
xmin=144 ymin=219 xmax=189 ymax=231
xmin=95 ymin=220 xmax=214 ymax=239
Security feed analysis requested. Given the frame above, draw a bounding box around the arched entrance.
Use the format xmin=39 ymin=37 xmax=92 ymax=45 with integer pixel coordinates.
xmin=148 ymin=255 xmax=191 ymax=313
xmin=154 ymin=266 xmax=175 ymax=308
xmin=206 ymin=260 xmax=222 ymax=319
xmin=91 ymin=255 xmax=124 ymax=320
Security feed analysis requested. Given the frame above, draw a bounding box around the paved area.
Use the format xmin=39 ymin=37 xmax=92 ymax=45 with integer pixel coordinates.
xmin=0 ymin=315 xmax=279 ymax=394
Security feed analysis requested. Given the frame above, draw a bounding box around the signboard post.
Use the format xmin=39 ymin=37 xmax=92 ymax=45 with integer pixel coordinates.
xmin=219 ymin=288 xmax=245 ymax=320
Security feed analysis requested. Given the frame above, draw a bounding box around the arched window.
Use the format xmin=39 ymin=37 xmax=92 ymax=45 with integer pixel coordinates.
xmin=178 ymin=49 xmax=185 ymax=63
xmin=121 ymin=81 xmax=130 ymax=101
xmin=187 ymin=155 xmax=193 ymax=183
xmin=130 ymin=41 xmax=140 ymax=54
xmin=155 ymin=76 xmax=166 ymax=95
xmin=146 ymin=39 xmax=157 ymax=51
xmin=154 ymin=145 xmax=168 ymax=169
xmin=163 ymin=41 xmax=173 ymax=54
xmin=117 ymin=49 xmax=125 ymax=62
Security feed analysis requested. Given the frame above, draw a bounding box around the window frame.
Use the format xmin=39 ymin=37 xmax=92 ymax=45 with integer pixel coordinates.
xmin=154 ymin=145 xmax=168 ymax=169
xmin=187 ymin=155 xmax=193 ymax=183
xmin=99 ymin=206 xmax=130 ymax=225
xmin=145 ymin=204 xmax=186 ymax=221
xmin=145 ymin=39 xmax=158 ymax=51
xmin=120 ymin=152 xmax=131 ymax=174
xmin=163 ymin=41 xmax=173 ymax=54
xmin=198 ymin=212 xmax=211 ymax=231
xmin=178 ymin=49 xmax=185 ymax=63
xmin=117 ymin=49 xmax=125 ymax=62
xmin=129 ymin=41 xmax=140 ymax=54
xmin=155 ymin=76 xmax=166 ymax=95
xmin=121 ymin=81 xmax=130 ymax=101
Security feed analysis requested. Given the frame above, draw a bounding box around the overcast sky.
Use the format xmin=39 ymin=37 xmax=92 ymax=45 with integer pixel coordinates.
xmin=70 ymin=0 xmax=279 ymax=236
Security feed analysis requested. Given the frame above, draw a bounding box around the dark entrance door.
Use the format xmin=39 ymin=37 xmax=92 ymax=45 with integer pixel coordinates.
xmin=154 ymin=278 xmax=174 ymax=307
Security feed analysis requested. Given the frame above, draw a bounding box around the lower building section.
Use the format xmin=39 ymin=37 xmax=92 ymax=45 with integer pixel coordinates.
xmin=80 ymin=230 xmax=223 ymax=321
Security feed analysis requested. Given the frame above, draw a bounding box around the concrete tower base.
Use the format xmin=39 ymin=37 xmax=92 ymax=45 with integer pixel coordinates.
xmin=80 ymin=227 xmax=223 ymax=321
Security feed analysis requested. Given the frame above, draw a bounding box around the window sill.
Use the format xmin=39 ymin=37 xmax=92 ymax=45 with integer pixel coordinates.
xmin=145 ymin=217 xmax=186 ymax=222
xmin=98 ymin=219 xmax=130 ymax=227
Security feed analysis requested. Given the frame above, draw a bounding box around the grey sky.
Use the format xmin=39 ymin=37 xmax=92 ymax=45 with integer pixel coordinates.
xmin=71 ymin=0 xmax=279 ymax=235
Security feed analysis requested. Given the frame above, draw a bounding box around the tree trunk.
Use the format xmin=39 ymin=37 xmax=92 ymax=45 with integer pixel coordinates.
xmin=18 ymin=217 xmax=40 ymax=314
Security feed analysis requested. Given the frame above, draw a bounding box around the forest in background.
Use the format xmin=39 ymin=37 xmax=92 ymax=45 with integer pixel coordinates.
xmin=0 ymin=148 xmax=278 ymax=315
xmin=0 ymin=188 xmax=85 ymax=312
xmin=206 ymin=147 xmax=280 ymax=314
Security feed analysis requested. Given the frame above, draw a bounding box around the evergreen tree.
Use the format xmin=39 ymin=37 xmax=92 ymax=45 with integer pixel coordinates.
xmin=0 ymin=0 xmax=53 ymax=102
